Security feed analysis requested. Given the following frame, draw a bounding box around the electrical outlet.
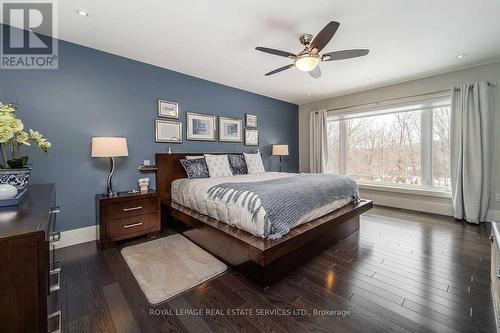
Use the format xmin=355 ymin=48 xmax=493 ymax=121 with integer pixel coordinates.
xmin=143 ymin=160 xmax=151 ymax=166
xmin=496 ymin=193 xmax=500 ymax=202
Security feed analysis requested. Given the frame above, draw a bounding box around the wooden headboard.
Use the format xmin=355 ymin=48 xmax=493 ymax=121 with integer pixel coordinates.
xmin=155 ymin=152 xmax=233 ymax=202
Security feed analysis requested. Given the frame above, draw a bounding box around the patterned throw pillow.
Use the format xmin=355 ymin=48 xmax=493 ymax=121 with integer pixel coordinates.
xmin=227 ymin=154 xmax=248 ymax=175
xmin=204 ymin=154 xmax=233 ymax=177
xmin=244 ymin=152 xmax=265 ymax=174
xmin=180 ymin=158 xmax=209 ymax=179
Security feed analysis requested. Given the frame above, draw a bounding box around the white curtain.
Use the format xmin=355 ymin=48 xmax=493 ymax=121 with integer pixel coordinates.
xmin=450 ymin=81 xmax=494 ymax=223
xmin=309 ymin=109 xmax=329 ymax=173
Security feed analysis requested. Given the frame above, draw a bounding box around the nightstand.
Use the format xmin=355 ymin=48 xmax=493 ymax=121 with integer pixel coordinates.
xmin=96 ymin=190 xmax=160 ymax=249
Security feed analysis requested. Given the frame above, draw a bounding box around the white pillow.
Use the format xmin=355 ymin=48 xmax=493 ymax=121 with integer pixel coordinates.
xmin=204 ymin=154 xmax=233 ymax=177
xmin=185 ymin=155 xmax=204 ymax=160
xmin=244 ymin=152 xmax=265 ymax=174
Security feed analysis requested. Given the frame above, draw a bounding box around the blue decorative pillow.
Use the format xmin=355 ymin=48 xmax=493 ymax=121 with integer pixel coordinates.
xmin=227 ymin=154 xmax=248 ymax=175
xmin=180 ymin=158 xmax=209 ymax=179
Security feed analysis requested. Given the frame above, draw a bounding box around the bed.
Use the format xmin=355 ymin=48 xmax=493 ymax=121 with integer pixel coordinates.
xmin=156 ymin=153 xmax=372 ymax=286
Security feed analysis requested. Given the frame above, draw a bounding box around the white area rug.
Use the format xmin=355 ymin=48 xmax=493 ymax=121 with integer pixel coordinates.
xmin=121 ymin=234 xmax=227 ymax=304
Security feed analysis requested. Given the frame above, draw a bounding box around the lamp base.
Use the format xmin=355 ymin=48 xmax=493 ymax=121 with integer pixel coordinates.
xmin=107 ymin=157 xmax=116 ymax=196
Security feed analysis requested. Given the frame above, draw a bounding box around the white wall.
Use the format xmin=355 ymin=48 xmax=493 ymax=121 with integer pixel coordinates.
xmin=299 ymin=61 xmax=500 ymax=218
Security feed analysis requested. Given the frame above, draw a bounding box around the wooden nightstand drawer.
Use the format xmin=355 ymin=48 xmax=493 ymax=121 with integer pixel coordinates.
xmin=106 ymin=213 xmax=157 ymax=239
xmin=106 ymin=198 xmax=156 ymax=220
xmin=97 ymin=190 xmax=159 ymax=249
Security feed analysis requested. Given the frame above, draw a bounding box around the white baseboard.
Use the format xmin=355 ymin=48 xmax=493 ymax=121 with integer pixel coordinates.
xmin=54 ymin=225 xmax=99 ymax=249
xmin=359 ymin=188 xmax=454 ymax=216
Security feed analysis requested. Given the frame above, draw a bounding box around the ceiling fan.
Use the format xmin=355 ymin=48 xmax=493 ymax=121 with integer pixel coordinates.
xmin=255 ymin=21 xmax=369 ymax=79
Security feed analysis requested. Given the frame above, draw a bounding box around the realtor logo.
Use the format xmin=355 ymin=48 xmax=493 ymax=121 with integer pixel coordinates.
xmin=1 ymin=0 xmax=58 ymax=69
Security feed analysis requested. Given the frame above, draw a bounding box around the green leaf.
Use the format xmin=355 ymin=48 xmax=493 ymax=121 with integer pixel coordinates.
xmin=7 ymin=157 xmax=27 ymax=168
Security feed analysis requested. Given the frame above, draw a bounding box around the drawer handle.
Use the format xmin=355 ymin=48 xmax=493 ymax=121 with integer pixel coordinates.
xmin=48 ymin=310 xmax=61 ymax=333
xmin=123 ymin=206 xmax=143 ymax=212
xmin=49 ymin=231 xmax=61 ymax=243
xmin=50 ymin=206 xmax=60 ymax=214
xmin=124 ymin=222 xmax=143 ymax=229
xmin=49 ymin=269 xmax=60 ymax=293
xmin=50 ymin=260 xmax=61 ymax=274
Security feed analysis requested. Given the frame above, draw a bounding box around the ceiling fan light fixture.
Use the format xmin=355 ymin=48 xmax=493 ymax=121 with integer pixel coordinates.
xmin=294 ymin=54 xmax=319 ymax=72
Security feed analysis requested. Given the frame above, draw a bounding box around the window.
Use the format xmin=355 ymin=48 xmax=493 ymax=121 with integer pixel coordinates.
xmin=326 ymin=94 xmax=451 ymax=191
xmin=327 ymin=121 xmax=341 ymax=174
xmin=432 ymin=107 xmax=451 ymax=188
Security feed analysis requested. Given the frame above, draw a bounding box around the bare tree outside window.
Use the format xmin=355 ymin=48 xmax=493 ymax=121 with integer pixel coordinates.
xmin=345 ymin=111 xmax=422 ymax=184
xmin=432 ymin=107 xmax=451 ymax=188
xmin=326 ymin=105 xmax=451 ymax=190
xmin=327 ymin=121 xmax=340 ymax=174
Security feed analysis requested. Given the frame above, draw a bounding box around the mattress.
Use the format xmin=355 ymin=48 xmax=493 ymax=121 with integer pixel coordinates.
xmin=171 ymin=172 xmax=353 ymax=238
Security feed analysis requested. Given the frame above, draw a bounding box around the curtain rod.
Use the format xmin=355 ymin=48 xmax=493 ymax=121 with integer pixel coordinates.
xmin=325 ymin=81 xmax=497 ymax=113
xmin=452 ymin=81 xmax=497 ymax=90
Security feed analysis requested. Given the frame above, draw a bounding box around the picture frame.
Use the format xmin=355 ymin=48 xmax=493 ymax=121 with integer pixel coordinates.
xmin=245 ymin=128 xmax=259 ymax=146
xmin=219 ymin=116 xmax=242 ymax=142
xmin=245 ymin=113 xmax=257 ymax=128
xmin=158 ymin=99 xmax=179 ymax=119
xmin=155 ymin=119 xmax=182 ymax=143
xmin=186 ymin=112 xmax=217 ymax=141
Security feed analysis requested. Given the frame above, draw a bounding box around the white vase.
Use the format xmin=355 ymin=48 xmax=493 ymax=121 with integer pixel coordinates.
xmin=0 ymin=184 xmax=18 ymax=199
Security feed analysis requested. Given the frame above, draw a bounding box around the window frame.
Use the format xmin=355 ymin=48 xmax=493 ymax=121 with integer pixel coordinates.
xmin=327 ymin=93 xmax=451 ymax=192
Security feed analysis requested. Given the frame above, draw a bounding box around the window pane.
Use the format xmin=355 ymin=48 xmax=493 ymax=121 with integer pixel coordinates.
xmin=346 ymin=111 xmax=422 ymax=185
xmin=432 ymin=106 xmax=451 ymax=189
xmin=327 ymin=121 xmax=340 ymax=174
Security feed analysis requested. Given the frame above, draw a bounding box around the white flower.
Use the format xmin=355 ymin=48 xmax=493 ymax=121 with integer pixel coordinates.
xmin=39 ymin=140 xmax=51 ymax=152
xmin=16 ymin=131 xmax=31 ymax=145
xmin=0 ymin=115 xmax=23 ymax=133
xmin=6 ymin=118 xmax=23 ymax=132
xmin=0 ymin=115 xmax=14 ymax=127
xmin=0 ymin=103 xmax=15 ymax=116
xmin=0 ymin=126 xmax=14 ymax=143
xmin=29 ymin=129 xmax=43 ymax=141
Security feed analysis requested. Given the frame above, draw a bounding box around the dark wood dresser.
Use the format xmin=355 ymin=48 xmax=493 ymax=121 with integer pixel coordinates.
xmin=0 ymin=184 xmax=61 ymax=333
xmin=96 ymin=190 xmax=160 ymax=249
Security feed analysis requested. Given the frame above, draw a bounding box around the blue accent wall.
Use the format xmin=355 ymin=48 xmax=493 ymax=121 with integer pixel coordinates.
xmin=0 ymin=32 xmax=298 ymax=232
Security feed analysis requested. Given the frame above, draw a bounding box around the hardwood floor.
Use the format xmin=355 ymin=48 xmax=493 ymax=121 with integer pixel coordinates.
xmin=52 ymin=206 xmax=498 ymax=332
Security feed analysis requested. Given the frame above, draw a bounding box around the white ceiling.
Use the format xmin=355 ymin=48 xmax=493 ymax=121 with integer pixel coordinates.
xmin=24 ymin=1 xmax=500 ymax=103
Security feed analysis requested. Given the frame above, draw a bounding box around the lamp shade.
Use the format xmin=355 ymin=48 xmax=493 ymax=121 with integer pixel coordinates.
xmin=272 ymin=144 xmax=289 ymax=156
xmin=91 ymin=137 xmax=128 ymax=157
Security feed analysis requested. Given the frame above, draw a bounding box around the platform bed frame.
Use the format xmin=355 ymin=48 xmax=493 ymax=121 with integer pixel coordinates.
xmin=156 ymin=153 xmax=373 ymax=286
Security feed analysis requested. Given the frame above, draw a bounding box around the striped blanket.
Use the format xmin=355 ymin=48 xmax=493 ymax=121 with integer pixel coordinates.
xmin=208 ymin=174 xmax=359 ymax=239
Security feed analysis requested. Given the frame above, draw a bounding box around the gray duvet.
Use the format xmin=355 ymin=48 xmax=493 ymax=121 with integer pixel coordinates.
xmin=208 ymin=174 xmax=359 ymax=239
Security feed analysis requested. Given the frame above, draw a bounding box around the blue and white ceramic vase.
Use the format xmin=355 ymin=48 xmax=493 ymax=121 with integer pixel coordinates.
xmin=0 ymin=168 xmax=31 ymax=188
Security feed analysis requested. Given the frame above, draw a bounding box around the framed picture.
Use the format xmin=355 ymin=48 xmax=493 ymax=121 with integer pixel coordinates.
xmin=219 ymin=116 xmax=242 ymax=142
xmin=155 ymin=120 xmax=182 ymax=143
xmin=245 ymin=113 xmax=257 ymax=128
xmin=158 ymin=99 xmax=179 ymax=118
xmin=245 ymin=129 xmax=259 ymax=146
xmin=186 ymin=112 xmax=217 ymax=141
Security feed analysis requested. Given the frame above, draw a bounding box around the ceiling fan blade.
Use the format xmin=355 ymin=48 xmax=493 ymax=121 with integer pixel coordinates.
xmin=322 ymin=49 xmax=369 ymax=61
xmin=256 ymin=47 xmax=295 ymax=58
xmin=309 ymin=66 xmax=321 ymax=79
xmin=265 ymin=64 xmax=294 ymax=76
xmin=308 ymin=21 xmax=340 ymax=53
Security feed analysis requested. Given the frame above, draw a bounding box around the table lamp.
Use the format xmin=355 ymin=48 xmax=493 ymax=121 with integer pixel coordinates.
xmin=272 ymin=144 xmax=289 ymax=172
xmin=91 ymin=137 xmax=128 ymax=196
